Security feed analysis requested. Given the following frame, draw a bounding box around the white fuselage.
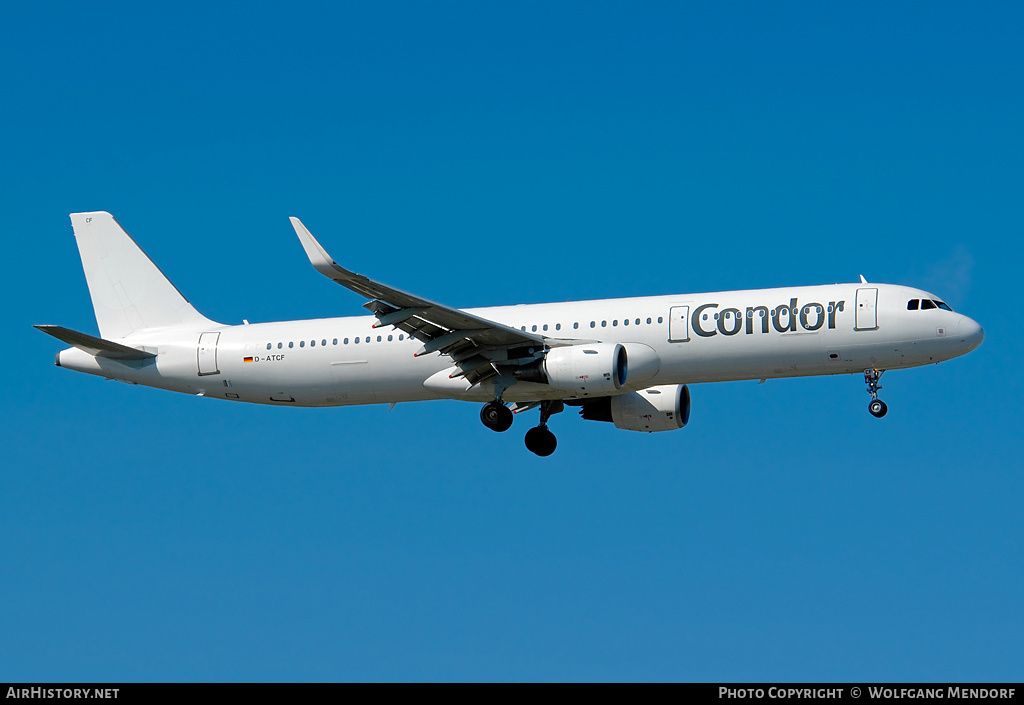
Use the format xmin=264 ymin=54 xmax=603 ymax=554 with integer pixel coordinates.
xmin=56 ymin=282 xmax=984 ymax=407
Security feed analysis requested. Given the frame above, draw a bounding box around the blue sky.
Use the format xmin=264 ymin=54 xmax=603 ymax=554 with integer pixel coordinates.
xmin=2 ymin=2 xmax=1021 ymax=681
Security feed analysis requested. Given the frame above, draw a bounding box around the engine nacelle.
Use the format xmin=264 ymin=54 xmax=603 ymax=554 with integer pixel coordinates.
xmin=541 ymin=343 xmax=627 ymax=396
xmin=580 ymin=384 xmax=691 ymax=432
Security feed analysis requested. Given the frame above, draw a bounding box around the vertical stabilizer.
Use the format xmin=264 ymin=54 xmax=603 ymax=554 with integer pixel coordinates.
xmin=70 ymin=211 xmax=216 ymax=339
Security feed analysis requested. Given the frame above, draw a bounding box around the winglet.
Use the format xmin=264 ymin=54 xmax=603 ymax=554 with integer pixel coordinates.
xmin=290 ymin=217 xmax=345 ymax=279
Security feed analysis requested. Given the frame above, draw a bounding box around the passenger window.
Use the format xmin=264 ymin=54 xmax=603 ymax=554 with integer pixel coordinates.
xmin=908 ymin=300 xmax=919 ymax=310
xmin=289 ymin=342 xmax=294 ymax=348
xmin=623 ymin=319 xmax=629 ymax=326
xmin=278 ymin=342 xmax=283 ymax=349
xmin=635 ymin=318 xmax=640 ymax=325
xmin=322 ymin=339 xmax=327 ymax=346
xmin=310 ymin=340 xmax=315 ymax=347
xmin=590 ymin=321 xmax=596 ymax=328
xmin=658 ymin=316 xmax=664 ymax=324
xmin=612 ymin=320 xmax=618 ymax=326
xmin=936 ymin=301 xmax=953 ymax=311
xmin=921 ymin=299 xmax=937 ymax=310
xmin=555 ymin=323 xmax=561 ymax=331
xmin=399 ymin=334 xmax=404 ymax=341
xmin=388 ymin=335 xmax=393 ymax=341
xmin=532 ymin=325 xmax=537 ymax=332
xmin=365 ymin=337 xmax=370 ymax=343
xmin=646 ymin=317 xmax=652 ymax=324
xmin=354 ymin=337 xmax=359 ymax=344
xmin=300 ymin=341 xmax=305 ymax=348
xmin=266 ymin=343 xmax=271 ymax=350
xmin=543 ymin=324 xmax=548 ymax=331
xmin=573 ymin=322 xmax=579 ymax=329
xmin=377 ymin=335 xmax=382 ymax=342
xmin=601 ymin=320 xmax=607 ymax=327
xmin=333 ymin=338 xmax=338 ymax=345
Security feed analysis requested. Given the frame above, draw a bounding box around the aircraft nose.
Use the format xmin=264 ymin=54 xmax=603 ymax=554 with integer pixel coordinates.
xmin=958 ymin=316 xmax=984 ymax=352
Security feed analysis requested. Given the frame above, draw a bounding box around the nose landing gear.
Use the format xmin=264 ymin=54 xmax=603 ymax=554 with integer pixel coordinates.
xmin=864 ymin=368 xmax=888 ymax=418
xmin=524 ymin=400 xmax=563 ymax=457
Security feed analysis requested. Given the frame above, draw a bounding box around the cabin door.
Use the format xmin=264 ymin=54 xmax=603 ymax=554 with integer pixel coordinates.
xmin=855 ymin=288 xmax=878 ymax=331
xmin=197 ymin=332 xmax=220 ymax=375
xmin=668 ymin=306 xmax=690 ymax=343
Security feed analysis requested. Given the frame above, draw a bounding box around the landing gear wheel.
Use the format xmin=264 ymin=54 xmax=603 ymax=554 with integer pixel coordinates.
xmin=525 ymin=425 xmax=557 ymax=456
xmin=480 ymin=401 xmax=513 ymax=432
xmin=864 ymin=369 xmax=887 ymax=419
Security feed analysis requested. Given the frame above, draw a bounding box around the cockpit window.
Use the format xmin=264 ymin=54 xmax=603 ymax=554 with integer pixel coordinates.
xmin=935 ymin=301 xmax=953 ymax=311
xmin=907 ymin=299 xmax=919 ymax=310
xmin=921 ymin=299 xmax=937 ymax=310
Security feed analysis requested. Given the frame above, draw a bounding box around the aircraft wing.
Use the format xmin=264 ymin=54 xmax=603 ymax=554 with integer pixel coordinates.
xmin=290 ymin=217 xmax=552 ymax=385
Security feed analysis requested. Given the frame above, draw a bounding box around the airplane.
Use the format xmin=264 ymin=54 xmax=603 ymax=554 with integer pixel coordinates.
xmin=37 ymin=211 xmax=984 ymax=456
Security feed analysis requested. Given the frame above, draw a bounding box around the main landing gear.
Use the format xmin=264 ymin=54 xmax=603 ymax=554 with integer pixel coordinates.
xmin=865 ymin=368 xmax=888 ymax=418
xmin=480 ymin=400 xmax=513 ymax=432
xmin=478 ymin=398 xmax=564 ymax=456
xmin=481 ymin=374 xmax=516 ymax=433
xmin=524 ymin=400 xmax=563 ymax=457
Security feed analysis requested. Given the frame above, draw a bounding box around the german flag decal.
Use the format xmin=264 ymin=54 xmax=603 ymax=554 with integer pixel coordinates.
xmin=243 ymin=356 xmax=254 ymax=363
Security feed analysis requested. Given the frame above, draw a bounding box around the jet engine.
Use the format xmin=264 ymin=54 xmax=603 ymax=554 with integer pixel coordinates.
xmin=517 ymin=343 xmax=627 ymax=395
xmin=580 ymin=384 xmax=690 ymax=432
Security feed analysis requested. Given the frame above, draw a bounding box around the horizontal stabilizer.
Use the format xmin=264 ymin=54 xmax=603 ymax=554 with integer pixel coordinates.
xmin=34 ymin=325 xmax=156 ymax=360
